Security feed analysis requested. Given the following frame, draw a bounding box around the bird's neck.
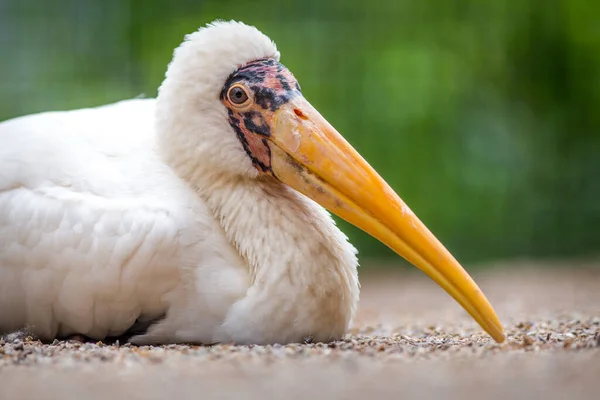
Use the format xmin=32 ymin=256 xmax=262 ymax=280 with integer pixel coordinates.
xmin=201 ymin=174 xmax=358 ymax=283
xmin=197 ymin=173 xmax=360 ymax=342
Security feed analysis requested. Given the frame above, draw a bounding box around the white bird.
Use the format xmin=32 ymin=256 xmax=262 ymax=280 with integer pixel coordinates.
xmin=0 ymin=20 xmax=505 ymax=345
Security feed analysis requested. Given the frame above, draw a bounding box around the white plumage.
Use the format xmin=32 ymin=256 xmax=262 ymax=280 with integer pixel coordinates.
xmin=0 ymin=20 xmax=506 ymax=345
xmin=0 ymin=21 xmax=358 ymax=344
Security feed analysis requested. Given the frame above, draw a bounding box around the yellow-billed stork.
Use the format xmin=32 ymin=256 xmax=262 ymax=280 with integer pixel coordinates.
xmin=0 ymin=20 xmax=504 ymax=345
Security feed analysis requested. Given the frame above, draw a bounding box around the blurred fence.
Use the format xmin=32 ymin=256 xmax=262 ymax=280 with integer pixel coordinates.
xmin=1 ymin=0 xmax=598 ymax=264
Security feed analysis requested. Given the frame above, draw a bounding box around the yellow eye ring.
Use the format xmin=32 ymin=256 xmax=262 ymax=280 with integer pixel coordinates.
xmin=227 ymin=84 xmax=251 ymax=107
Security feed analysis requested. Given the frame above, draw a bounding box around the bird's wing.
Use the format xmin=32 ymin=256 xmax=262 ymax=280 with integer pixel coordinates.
xmin=0 ymin=99 xmax=190 ymax=340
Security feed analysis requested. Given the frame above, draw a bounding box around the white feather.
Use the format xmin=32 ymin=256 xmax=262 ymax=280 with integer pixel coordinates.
xmin=0 ymin=20 xmax=359 ymax=345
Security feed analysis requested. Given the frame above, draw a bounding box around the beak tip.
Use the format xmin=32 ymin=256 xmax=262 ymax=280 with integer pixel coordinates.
xmin=486 ymin=316 xmax=506 ymax=343
xmin=271 ymin=98 xmax=509 ymax=345
xmin=493 ymin=330 xmax=506 ymax=343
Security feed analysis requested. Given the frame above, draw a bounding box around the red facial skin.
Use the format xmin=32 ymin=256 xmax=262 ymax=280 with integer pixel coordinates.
xmin=220 ymin=58 xmax=301 ymax=174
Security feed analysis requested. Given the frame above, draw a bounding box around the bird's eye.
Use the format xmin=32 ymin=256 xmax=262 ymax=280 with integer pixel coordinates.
xmin=228 ymin=85 xmax=250 ymax=106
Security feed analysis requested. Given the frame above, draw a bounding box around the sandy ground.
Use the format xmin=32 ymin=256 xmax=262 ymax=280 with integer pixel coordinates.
xmin=1 ymin=261 xmax=599 ymax=400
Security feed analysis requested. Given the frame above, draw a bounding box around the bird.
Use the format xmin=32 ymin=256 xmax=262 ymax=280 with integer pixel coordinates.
xmin=0 ymin=20 xmax=505 ymax=345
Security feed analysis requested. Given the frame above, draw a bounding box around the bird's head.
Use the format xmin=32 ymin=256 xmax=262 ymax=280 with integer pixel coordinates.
xmin=156 ymin=20 xmax=505 ymax=343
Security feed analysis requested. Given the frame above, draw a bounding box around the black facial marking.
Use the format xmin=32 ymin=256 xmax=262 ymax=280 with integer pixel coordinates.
xmin=243 ymin=111 xmax=271 ymax=137
xmin=251 ymin=85 xmax=291 ymax=112
xmin=220 ymin=58 xmax=274 ymax=100
xmin=227 ymin=109 xmax=272 ymax=173
xmin=220 ymin=57 xmax=300 ymax=111
xmin=254 ymin=157 xmax=271 ymax=173
xmin=221 ymin=57 xmax=302 ymax=174
xmin=258 ymin=142 xmax=272 ymax=173
xmin=228 ymin=109 xmax=251 ymax=152
xmin=276 ymin=74 xmax=291 ymax=91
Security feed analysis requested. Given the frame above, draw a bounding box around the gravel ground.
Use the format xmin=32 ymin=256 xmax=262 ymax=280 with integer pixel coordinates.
xmin=1 ymin=261 xmax=599 ymax=400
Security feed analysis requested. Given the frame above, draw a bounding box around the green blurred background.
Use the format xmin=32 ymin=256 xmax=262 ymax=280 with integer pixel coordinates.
xmin=1 ymin=0 xmax=598 ymax=266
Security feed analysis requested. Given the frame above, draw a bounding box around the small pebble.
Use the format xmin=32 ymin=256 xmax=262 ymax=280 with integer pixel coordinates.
xmin=0 ymin=269 xmax=598 ymax=371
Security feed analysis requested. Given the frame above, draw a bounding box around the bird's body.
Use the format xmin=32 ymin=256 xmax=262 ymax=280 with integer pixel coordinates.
xmin=0 ymin=98 xmax=357 ymax=344
xmin=0 ymin=21 xmax=505 ymax=345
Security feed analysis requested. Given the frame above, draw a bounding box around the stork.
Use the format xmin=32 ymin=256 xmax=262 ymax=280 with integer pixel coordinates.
xmin=0 ymin=20 xmax=505 ymax=345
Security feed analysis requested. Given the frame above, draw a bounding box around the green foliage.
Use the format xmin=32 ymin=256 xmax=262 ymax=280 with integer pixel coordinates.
xmin=1 ymin=0 xmax=598 ymax=263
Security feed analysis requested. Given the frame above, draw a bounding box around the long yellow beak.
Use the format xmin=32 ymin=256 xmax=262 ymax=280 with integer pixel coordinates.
xmin=268 ymin=95 xmax=505 ymax=343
